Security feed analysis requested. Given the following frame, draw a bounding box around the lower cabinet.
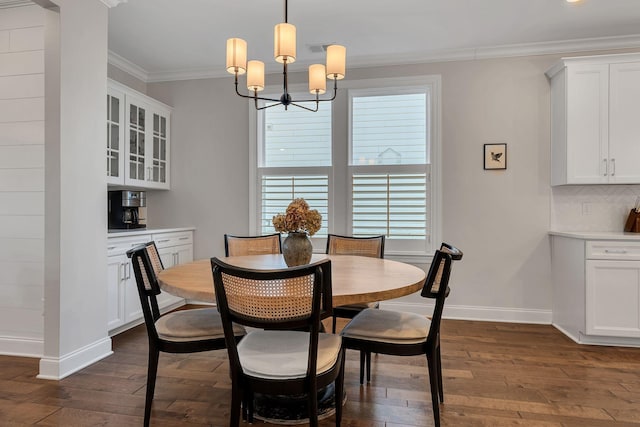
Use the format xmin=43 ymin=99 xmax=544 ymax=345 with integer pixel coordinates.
xmin=586 ymin=259 xmax=640 ymax=338
xmin=551 ymin=234 xmax=640 ymax=346
xmin=107 ymin=230 xmax=191 ymax=335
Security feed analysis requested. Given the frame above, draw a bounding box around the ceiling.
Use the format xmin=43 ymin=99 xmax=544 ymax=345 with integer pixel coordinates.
xmin=107 ymin=0 xmax=640 ymax=82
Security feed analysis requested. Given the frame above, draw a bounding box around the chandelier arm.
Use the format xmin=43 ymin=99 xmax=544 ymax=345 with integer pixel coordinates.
xmin=288 ymin=101 xmax=319 ymax=113
xmin=256 ymin=102 xmax=285 ymax=111
xmin=285 ymin=78 xmax=339 ymax=104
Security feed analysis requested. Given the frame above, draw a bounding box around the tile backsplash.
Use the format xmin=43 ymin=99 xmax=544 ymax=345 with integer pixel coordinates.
xmin=551 ymin=185 xmax=640 ymax=231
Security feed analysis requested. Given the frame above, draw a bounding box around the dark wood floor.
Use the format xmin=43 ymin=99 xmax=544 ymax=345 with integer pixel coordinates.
xmin=1 ymin=315 xmax=640 ymax=426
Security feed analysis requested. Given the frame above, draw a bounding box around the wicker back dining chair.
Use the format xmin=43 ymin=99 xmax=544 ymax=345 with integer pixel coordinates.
xmin=325 ymin=234 xmax=385 ymax=333
xmin=211 ymin=257 xmax=345 ymax=427
xmin=340 ymin=243 xmax=462 ymax=427
xmin=224 ymin=233 xmax=282 ymax=256
xmin=127 ymin=242 xmax=245 ymax=427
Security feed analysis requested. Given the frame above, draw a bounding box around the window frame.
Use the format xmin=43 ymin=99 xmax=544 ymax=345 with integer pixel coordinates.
xmin=249 ymin=75 xmax=442 ymax=261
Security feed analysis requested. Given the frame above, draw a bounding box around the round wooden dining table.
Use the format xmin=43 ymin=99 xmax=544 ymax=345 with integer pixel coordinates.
xmin=157 ymin=253 xmax=427 ymax=307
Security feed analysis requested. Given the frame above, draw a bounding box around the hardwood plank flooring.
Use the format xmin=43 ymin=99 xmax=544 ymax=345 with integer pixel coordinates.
xmin=1 ymin=314 xmax=639 ymax=426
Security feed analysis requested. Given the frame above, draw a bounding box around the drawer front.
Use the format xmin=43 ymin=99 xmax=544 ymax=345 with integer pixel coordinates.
xmin=107 ymin=234 xmax=153 ymax=256
xmin=586 ymin=241 xmax=640 ymax=260
xmin=152 ymin=231 xmax=193 ymax=249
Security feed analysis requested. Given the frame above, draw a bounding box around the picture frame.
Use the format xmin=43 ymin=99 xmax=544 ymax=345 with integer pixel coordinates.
xmin=483 ymin=143 xmax=507 ymax=170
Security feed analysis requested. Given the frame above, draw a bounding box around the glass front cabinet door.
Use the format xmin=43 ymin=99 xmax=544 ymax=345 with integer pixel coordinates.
xmin=107 ymin=80 xmax=171 ymax=190
xmin=107 ymin=86 xmax=125 ymax=185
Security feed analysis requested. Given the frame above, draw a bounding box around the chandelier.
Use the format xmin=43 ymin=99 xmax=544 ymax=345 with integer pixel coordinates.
xmin=225 ymin=0 xmax=346 ymax=112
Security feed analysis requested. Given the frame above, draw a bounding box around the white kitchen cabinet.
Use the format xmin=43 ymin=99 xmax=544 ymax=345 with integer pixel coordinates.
xmin=107 ymin=229 xmax=192 ymax=335
xmin=550 ymin=232 xmax=640 ymax=346
xmin=547 ymin=53 xmax=640 ymax=185
xmin=107 ymin=79 xmax=171 ymax=190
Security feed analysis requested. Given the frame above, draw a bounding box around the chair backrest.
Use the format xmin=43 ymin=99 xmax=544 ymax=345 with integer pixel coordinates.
xmin=211 ymin=257 xmax=332 ymax=377
xmin=224 ymin=233 xmax=282 ymax=256
xmin=421 ymin=243 xmax=462 ymax=342
xmin=127 ymin=241 xmax=165 ymax=336
xmin=325 ymin=234 xmax=385 ymax=259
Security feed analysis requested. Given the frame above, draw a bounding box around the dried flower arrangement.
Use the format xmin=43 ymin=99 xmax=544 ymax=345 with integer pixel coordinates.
xmin=272 ymin=198 xmax=322 ymax=236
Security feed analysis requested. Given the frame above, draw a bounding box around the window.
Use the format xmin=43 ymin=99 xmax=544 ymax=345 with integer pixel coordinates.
xmin=251 ymin=76 xmax=440 ymax=257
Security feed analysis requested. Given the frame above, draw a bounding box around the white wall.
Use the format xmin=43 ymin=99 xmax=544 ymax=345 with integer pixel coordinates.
xmin=145 ymin=54 xmax=560 ymax=323
xmin=0 ymin=4 xmax=45 ymax=356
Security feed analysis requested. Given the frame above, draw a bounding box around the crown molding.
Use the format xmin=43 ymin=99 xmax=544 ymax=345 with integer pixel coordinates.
xmin=108 ymin=50 xmax=149 ymax=82
xmin=100 ymin=0 xmax=127 ymax=7
xmin=111 ymin=34 xmax=640 ymax=84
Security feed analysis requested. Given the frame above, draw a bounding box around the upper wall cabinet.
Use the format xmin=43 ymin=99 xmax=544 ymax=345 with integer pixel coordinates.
xmin=547 ymin=54 xmax=640 ymax=186
xmin=107 ymin=79 xmax=171 ymax=190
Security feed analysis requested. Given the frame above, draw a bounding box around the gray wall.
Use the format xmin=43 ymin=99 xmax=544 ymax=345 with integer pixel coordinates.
xmin=144 ymin=53 xmax=561 ymax=319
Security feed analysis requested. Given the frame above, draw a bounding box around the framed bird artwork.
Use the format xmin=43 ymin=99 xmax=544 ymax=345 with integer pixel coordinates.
xmin=484 ymin=143 xmax=507 ymax=170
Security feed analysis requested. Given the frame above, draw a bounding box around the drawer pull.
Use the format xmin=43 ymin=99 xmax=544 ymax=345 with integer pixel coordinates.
xmin=179 ymin=237 xmax=189 ymax=241
xmin=157 ymin=239 xmax=170 ymax=243
xmin=107 ymin=246 xmax=116 ymax=250
xmin=604 ymin=249 xmax=627 ymax=254
xmin=131 ymin=242 xmax=145 ymax=247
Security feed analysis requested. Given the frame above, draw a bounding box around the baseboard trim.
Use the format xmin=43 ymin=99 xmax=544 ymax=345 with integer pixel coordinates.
xmin=0 ymin=336 xmax=44 ymax=357
xmin=379 ymin=301 xmax=553 ymax=324
xmin=37 ymin=337 xmax=113 ymax=380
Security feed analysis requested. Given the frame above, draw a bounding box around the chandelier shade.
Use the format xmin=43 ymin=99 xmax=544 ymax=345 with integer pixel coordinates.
xmin=225 ymin=0 xmax=346 ymax=111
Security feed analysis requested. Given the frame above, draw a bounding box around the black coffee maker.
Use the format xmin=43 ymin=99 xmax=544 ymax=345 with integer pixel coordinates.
xmin=108 ymin=190 xmax=146 ymax=229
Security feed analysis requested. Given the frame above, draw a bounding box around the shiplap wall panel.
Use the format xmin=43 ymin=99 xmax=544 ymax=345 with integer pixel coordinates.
xmin=0 ymin=5 xmax=44 ymax=30
xmin=0 ymin=30 xmax=8 ymax=52
xmin=0 ymin=169 xmax=44 ymax=191
xmin=0 ymin=98 xmax=44 ymax=121
xmin=0 ymin=285 xmax=42 ymax=309
xmin=0 ymin=261 xmax=43 ymax=286
xmin=10 ymin=26 xmax=44 ymax=51
xmin=0 ymin=4 xmax=44 ymax=355
xmin=0 ymin=309 xmax=42 ymax=338
xmin=0 ymin=192 xmax=44 ymax=215
xmin=0 ymin=121 xmax=44 ymax=145
xmin=0 ymin=216 xmax=43 ymax=239
xmin=0 ymin=238 xmax=43 ymax=263
xmin=0 ymin=74 xmax=44 ymax=99
xmin=0 ymin=145 xmax=44 ymax=168
xmin=0 ymin=51 xmax=43 ymax=76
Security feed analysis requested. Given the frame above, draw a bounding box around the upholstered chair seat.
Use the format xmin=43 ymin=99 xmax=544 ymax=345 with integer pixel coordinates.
xmin=155 ymin=308 xmax=244 ymax=342
xmin=340 ymin=309 xmax=431 ymax=345
xmin=238 ymin=330 xmax=342 ymax=379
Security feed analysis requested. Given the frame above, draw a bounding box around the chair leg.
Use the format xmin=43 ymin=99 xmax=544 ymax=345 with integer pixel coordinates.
xmin=308 ymin=384 xmax=319 ymax=427
xmin=366 ymin=351 xmax=372 ymax=383
xmin=144 ymin=349 xmax=159 ymax=427
xmin=426 ymin=353 xmax=441 ymax=427
xmin=436 ymin=344 xmax=444 ymax=403
xmin=334 ymin=349 xmax=346 ymax=427
xmin=332 ymin=315 xmax=338 ymax=334
xmin=230 ymin=382 xmax=242 ymax=427
xmin=359 ymin=350 xmax=366 ymax=385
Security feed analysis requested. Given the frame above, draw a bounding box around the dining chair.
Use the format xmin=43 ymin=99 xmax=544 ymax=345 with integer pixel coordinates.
xmin=340 ymin=243 xmax=462 ymax=427
xmin=127 ymin=242 xmax=245 ymax=427
xmin=211 ymin=257 xmax=345 ymax=427
xmin=325 ymin=234 xmax=385 ymax=334
xmin=224 ymin=233 xmax=282 ymax=256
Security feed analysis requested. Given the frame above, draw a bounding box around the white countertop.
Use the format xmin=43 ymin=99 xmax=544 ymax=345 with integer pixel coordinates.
xmin=107 ymin=227 xmax=195 ymax=238
xmin=549 ymin=230 xmax=640 ymax=240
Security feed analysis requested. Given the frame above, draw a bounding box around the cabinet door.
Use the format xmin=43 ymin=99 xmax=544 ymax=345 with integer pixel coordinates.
xmin=123 ymin=259 xmax=144 ymax=323
xmin=175 ymin=244 xmax=193 ymax=265
xmin=107 ymin=86 xmax=125 ymax=185
xmin=586 ymin=260 xmax=640 ymax=337
xmin=609 ymin=62 xmax=640 ymax=184
xmin=125 ymin=95 xmax=149 ymax=187
xmin=155 ymin=245 xmax=185 ymax=309
xmin=566 ymin=64 xmax=609 ymax=184
xmin=107 ymin=255 xmax=126 ymax=330
xmin=149 ymin=109 xmax=170 ymax=189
